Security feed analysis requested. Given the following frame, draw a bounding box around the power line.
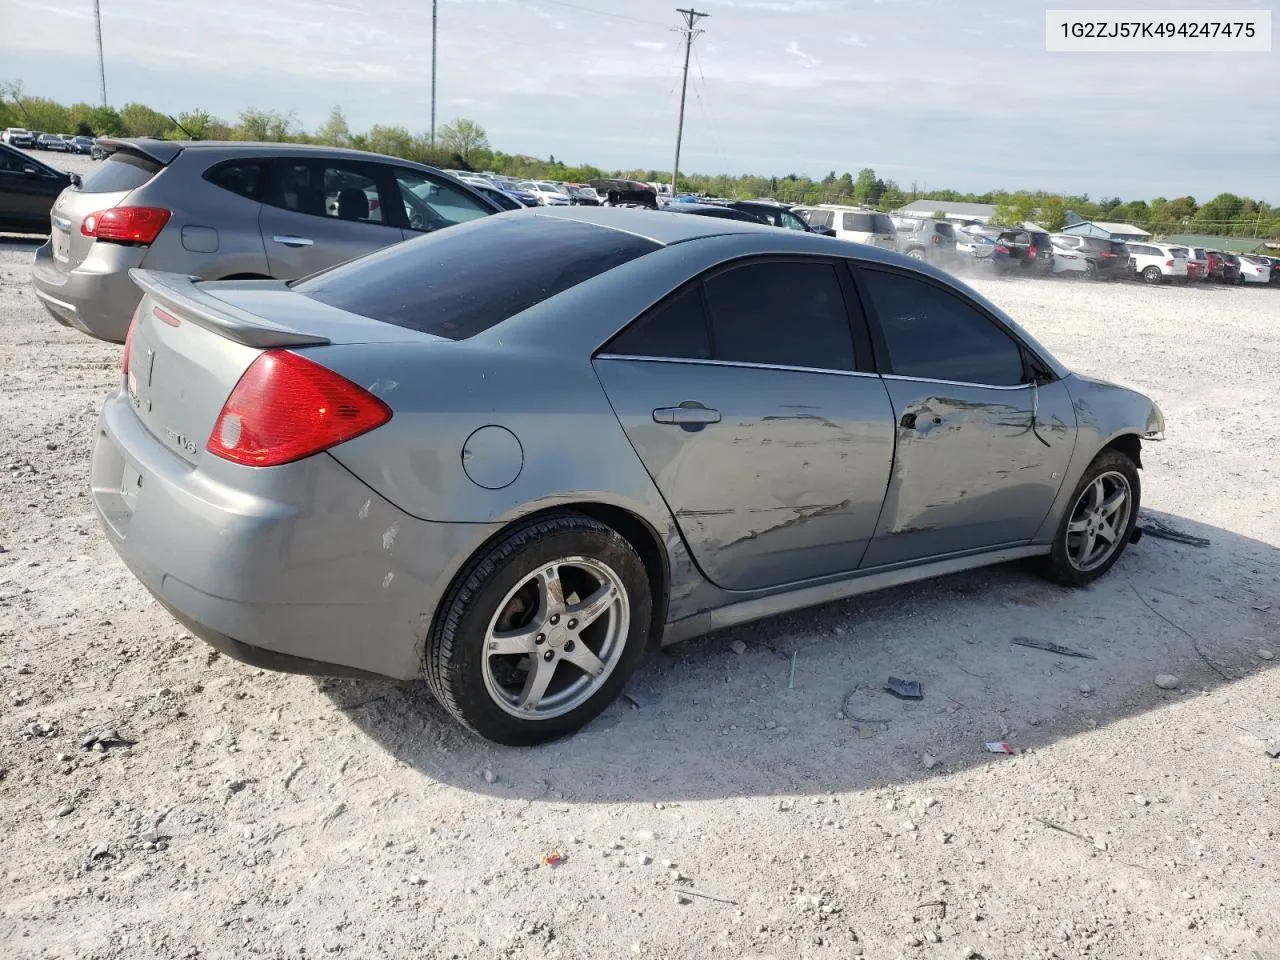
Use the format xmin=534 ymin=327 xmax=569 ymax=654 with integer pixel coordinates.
xmin=513 ymin=0 xmax=667 ymax=27
xmin=671 ymin=7 xmax=709 ymax=194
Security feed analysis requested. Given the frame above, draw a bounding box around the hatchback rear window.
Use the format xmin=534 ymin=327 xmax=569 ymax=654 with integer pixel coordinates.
xmin=934 ymin=222 xmax=955 ymax=238
xmin=843 ymin=212 xmax=874 ymax=232
xmin=872 ymin=213 xmax=895 ymax=234
xmin=80 ymin=151 xmax=164 ymax=193
xmin=292 ymin=216 xmax=661 ymax=340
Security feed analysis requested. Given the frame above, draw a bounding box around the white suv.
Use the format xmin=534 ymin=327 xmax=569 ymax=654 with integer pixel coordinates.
xmin=795 ymin=205 xmax=896 ymax=250
xmin=1125 ymin=242 xmax=1189 ymax=284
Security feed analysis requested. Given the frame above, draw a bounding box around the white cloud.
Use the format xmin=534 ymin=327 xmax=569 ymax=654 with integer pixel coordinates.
xmin=784 ymin=40 xmax=819 ymax=66
xmin=633 ymin=40 xmax=667 ymax=50
xmin=842 ymin=32 xmax=866 ymax=47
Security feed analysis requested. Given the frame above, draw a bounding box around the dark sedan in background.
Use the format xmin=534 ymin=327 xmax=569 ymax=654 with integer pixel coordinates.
xmin=0 ymin=143 xmax=76 ymax=234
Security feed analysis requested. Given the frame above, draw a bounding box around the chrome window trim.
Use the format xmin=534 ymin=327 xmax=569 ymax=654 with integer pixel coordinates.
xmin=595 ymin=353 xmax=881 ymax=379
xmin=880 ymin=373 xmax=1032 ymax=391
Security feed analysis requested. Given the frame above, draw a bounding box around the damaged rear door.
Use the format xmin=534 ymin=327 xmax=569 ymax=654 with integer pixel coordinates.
xmin=854 ymin=266 xmax=1077 ymax=567
xmin=593 ymin=258 xmax=895 ymax=592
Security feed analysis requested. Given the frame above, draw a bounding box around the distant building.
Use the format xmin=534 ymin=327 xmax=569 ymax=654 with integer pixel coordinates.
xmin=896 ymin=200 xmax=997 ymax=224
xmin=1061 ymin=220 xmax=1151 ymax=241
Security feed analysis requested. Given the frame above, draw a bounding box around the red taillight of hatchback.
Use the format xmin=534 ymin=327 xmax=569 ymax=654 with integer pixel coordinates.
xmin=121 ymin=303 xmax=140 ymax=375
xmin=1166 ymin=259 xmax=1175 ymax=268
xmin=995 ymin=244 xmax=1010 ymax=255
xmin=1028 ymin=245 xmax=1038 ymax=259
xmin=207 ymin=350 xmax=392 ymax=467
xmin=82 ymin=207 xmax=172 ymax=245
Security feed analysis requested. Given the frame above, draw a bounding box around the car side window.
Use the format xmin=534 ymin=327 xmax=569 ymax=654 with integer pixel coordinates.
xmin=205 ymin=162 xmax=266 ymax=201
xmin=394 ymin=169 xmax=493 ymax=233
xmin=605 ymin=285 xmax=711 ymax=360
xmin=703 ymin=261 xmax=856 ymax=371
xmin=860 ymin=270 xmax=1025 ymax=387
xmin=267 ymin=161 xmax=388 ymax=224
xmin=780 ymin=210 xmax=808 ymax=231
xmin=0 ymin=149 xmax=24 ymax=173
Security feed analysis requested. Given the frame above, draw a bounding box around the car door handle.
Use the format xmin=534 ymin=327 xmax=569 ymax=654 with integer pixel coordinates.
xmin=653 ymin=404 xmax=721 ymax=427
xmin=271 ymin=234 xmax=314 ymax=247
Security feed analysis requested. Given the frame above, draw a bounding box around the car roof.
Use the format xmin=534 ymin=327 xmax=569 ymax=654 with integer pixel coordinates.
xmin=96 ymin=136 xmax=433 ymax=167
xmin=531 ymin=206 xmax=789 ymax=244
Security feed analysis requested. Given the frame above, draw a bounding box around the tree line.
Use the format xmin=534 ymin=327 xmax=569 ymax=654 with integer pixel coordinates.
xmin=3 ymin=83 xmax=1275 ymax=240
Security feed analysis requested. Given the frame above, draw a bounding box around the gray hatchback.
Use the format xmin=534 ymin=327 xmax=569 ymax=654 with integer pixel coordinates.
xmin=32 ymin=138 xmax=502 ymax=343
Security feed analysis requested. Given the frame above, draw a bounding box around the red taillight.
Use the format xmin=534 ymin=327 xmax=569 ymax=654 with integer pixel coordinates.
xmin=81 ymin=206 xmax=171 ymax=245
xmin=931 ymin=234 xmax=940 ymax=245
xmin=1028 ymin=245 xmax=1038 ymax=258
xmin=207 ymin=350 xmax=392 ymax=467
xmin=995 ymin=244 xmax=1009 ymax=254
xmin=122 ymin=303 xmax=140 ymax=375
xmin=1102 ymin=251 xmax=1116 ymax=258
xmin=1166 ymin=259 xmax=1175 ymax=267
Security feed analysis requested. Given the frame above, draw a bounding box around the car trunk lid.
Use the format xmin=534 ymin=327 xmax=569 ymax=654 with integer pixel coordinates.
xmin=124 ymin=270 xmax=432 ymax=466
xmin=50 ymin=146 xmax=170 ymax=272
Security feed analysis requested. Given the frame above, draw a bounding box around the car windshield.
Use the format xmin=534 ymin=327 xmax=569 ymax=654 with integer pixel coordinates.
xmin=537 ymin=182 xmax=562 ymax=191
xmin=293 ymin=216 xmax=661 ymax=340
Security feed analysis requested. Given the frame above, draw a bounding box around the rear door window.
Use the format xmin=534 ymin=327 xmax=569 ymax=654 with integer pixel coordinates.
xmin=605 ymin=285 xmax=711 ymax=360
xmin=293 ymin=216 xmax=660 ymax=340
xmin=842 ymin=212 xmax=874 ymax=232
xmin=804 ymin=209 xmax=834 ymax=229
xmin=860 ymin=269 xmax=1025 ymax=386
xmin=81 ymin=151 xmax=163 ymax=193
xmin=266 ymin=160 xmax=390 ymax=224
xmin=872 ymin=213 xmax=896 ymax=234
xmin=702 ymin=260 xmax=856 ymax=371
xmin=204 ymin=162 xmax=266 ymax=201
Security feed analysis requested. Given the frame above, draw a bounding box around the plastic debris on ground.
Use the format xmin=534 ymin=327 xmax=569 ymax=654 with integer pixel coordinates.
xmin=540 ymin=850 xmax=568 ymax=867
xmin=884 ymin=676 xmax=923 ymax=700
xmin=984 ymin=741 xmax=1017 ymax=754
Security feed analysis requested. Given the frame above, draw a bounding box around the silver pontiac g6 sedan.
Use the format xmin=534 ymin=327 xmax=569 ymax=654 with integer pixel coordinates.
xmin=92 ymin=208 xmax=1164 ymax=744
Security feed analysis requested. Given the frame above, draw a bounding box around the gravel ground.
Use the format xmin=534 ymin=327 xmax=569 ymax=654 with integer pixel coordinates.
xmin=1 ymin=227 xmax=1278 ymax=960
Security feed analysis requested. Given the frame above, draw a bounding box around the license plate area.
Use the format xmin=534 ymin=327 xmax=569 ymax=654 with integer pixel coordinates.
xmin=52 ymin=224 xmax=72 ymax=263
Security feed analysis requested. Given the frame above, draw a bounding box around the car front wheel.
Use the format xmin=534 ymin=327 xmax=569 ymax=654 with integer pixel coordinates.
xmin=1040 ymin=449 xmax=1140 ymax=588
xmin=424 ymin=513 xmax=652 ymax=745
xmin=1142 ymin=266 xmax=1163 ymax=284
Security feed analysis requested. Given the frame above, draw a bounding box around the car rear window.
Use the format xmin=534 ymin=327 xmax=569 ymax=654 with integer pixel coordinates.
xmin=872 ymin=213 xmax=895 ymax=234
xmin=292 ymin=216 xmax=661 ymax=340
xmin=843 ymin=212 xmax=874 ymax=232
xmin=1079 ymin=237 xmax=1112 ymax=252
xmin=934 ymin=222 xmax=955 ymax=238
xmin=80 ymin=150 xmax=164 ymax=193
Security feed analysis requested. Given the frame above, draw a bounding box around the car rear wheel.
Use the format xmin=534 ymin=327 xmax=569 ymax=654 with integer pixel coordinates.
xmin=1085 ymin=261 xmax=1098 ymax=280
xmin=1142 ymin=266 xmax=1163 ymax=284
xmin=424 ymin=513 xmax=652 ymax=745
xmin=907 ymin=249 xmax=926 ymax=261
xmin=1039 ymin=449 xmax=1140 ymax=588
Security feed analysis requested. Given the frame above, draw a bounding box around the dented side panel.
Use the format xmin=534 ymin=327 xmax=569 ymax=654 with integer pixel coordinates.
xmin=862 ymin=378 xmax=1077 ymax=567
xmin=593 ymin=358 xmax=896 ymax=591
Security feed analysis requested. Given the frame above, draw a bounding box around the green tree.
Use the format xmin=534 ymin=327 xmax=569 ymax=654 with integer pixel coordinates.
xmin=120 ymin=102 xmax=172 ymax=137
xmin=365 ymin=124 xmax=414 ymax=158
xmin=853 ymin=167 xmax=882 ymax=205
xmin=1039 ymin=195 xmax=1067 ymax=232
xmin=16 ymin=97 xmax=70 ymax=133
xmin=437 ymin=118 xmax=489 ymax=161
xmin=236 ymin=108 xmax=294 ymax=141
xmin=317 ymin=105 xmax=351 ymax=147
xmin=169 ymin=109 xmax=217 ymax=140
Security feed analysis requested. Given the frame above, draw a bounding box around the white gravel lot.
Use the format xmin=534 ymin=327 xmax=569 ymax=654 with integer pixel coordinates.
xmin=1 ymin=220 xmax=1278 ymax=960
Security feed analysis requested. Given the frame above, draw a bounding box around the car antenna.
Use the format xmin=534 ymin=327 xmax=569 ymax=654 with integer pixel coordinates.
xmin=167 ymin=115 xmax=195 ymax=140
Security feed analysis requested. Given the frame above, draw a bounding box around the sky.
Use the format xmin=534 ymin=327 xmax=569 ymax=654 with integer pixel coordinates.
xmin=1 ymin=0 xmax=1276 ymax=201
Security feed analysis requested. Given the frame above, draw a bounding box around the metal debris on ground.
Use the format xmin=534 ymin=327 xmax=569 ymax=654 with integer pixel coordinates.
xmin=1034 ymin=817 xmax=1097 ymax=845
xmin=841 ymin=691 xmax=892 ymax=726
xmin=669 ymin=887 xmax=739 ymax=905
xmin=787 ymin=652 xmax=797 ymax=689
xmin=984 ymin=741 xmax=1017 ymax=754
xmin=884 ymin=676 xmax=923 ymax=700
xmin=80 ymin=729 xmax=136 ymax=751
xmin=1011 ymin=637 xmax=1097 ymax=660
xmin=622 ymin=689 xmax=659 ymax=709
xmin=540 ymin=850 xmax=568 ymax=867
xmin=1137 ymin=514 xmax=1211 ymax=548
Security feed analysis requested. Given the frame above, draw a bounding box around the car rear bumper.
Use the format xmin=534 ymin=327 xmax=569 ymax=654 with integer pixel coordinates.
xmin=32 ymin=240 xmax=148 ymax=343
xmin=91 ymin=391 xmax=501 ymax=681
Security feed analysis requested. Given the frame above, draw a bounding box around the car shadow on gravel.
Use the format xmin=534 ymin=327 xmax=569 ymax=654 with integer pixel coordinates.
xmin=0 ymin=234 xmax=45 ymax=248
xmin=322 ymin=510 xmax=1278 ymax=802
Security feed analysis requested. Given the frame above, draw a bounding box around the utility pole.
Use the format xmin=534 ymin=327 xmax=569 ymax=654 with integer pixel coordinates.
xmin=670 ymin=7 xmax=709 ymax=196
xmin=430 ymin=0 xmax=438 ymax=145
xmin=94 ymin=0 xmax=107 ymax=106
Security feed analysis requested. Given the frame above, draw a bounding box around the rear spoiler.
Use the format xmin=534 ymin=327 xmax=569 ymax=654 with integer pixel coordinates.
xmin=95 ymin=137 xmax=185 ymax=165
xmin=129 ymin=270 xmax=330 ymax=348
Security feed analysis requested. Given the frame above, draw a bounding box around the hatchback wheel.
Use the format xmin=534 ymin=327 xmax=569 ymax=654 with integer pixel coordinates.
xmin=1085 ymin=261 xmax=1098 ymax=280
xmin=1040 ymin=449 xmax=1140 ymax=587
xmin=1142 ymin=266 xmax=1163 ymax=284
xmin=424 ymin=513 xmax=652 ymax=745
xmin=907 ymin=249 xmax=926 ymax=261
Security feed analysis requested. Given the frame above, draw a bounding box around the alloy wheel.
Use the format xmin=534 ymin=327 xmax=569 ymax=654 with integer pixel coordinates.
xmin=481 ymin=556 xmax=630 ymax=720
xmin=1065 ymin=471 xmax=1133 ymax=572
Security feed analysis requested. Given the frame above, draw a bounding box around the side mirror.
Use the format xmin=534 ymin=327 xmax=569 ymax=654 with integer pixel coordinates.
xmin=70 ymin=172 xmax=82 ymax=187
xmin=23 ymin=165 xmax=41 ymax=177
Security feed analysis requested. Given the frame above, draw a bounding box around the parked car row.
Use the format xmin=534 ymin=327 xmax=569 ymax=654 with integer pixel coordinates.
xmin=3 ymin=129 xmax=97 ymax=154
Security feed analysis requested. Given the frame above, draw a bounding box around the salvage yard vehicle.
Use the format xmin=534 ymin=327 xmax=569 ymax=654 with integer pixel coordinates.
xmin=891 ymin=216 xmax=957 ymax=265
xmin=1124 ymin=242 xmax=1189 ymax=284
xmin=92 ymin=208 xmax=1163 ymax=745
xmin=0 ymin=143 xmax=76 ymax=235
xmin=1050 ymin=234 xmax=1129 ymax=280
xmin=1237 ymin=254 xmax=1272 ymax=284
xmin=794 ymin=204 xmax=897 ymax=250
xmin=31 ymin=138 xmax=502 ymax=343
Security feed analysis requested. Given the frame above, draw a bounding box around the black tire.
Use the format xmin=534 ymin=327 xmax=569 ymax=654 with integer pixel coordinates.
xmin=1142 ymin=266 xmax=1163 ymax=284
xmin=906 ymin=248 xmax=926 ymax=261
xmin=1039 ymin=449 xmax=1141 ymax=588
xmin=1085 ymin=260 xmax=1098 ymax=280
xmin=424 ymin=513 xmax=652 ymax=746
